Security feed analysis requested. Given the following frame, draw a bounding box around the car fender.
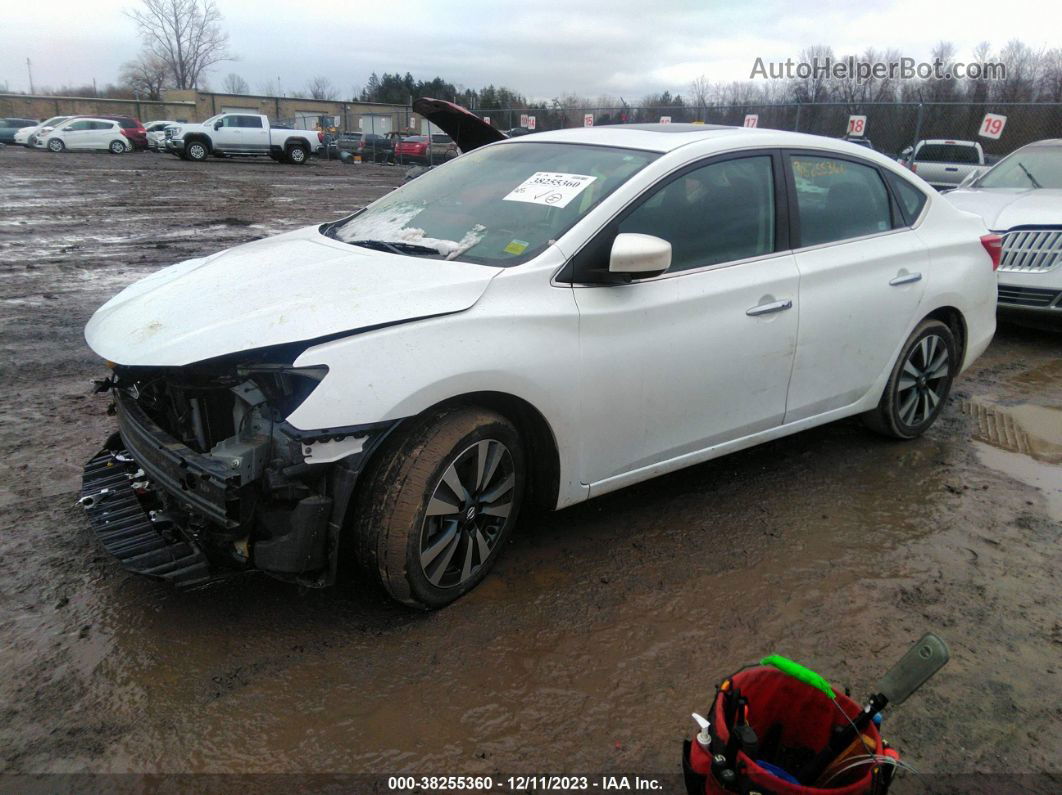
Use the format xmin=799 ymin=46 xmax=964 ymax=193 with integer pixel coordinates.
xmin=285 ymin=250 xmax=588 ymax=507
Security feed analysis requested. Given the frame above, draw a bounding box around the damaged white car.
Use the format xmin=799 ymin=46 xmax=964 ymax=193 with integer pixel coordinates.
xmin=82 ymin=124 xmax=997 ymax=608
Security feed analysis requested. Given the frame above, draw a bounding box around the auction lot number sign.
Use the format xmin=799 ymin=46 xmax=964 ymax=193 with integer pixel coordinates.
xmin=979 ymin=113 xmax=1007 ymax=139
xmin=744 ymin=114 xmax=758 ymax=128
xmin=847 ymin=115 xmax=867 ymax=136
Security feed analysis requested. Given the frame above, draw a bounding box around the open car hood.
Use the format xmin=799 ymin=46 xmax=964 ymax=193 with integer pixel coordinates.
xmin=413 ymin=97 xmax=507 ymax=153
xmin=85 ymin=225 xmax=500 ymax=367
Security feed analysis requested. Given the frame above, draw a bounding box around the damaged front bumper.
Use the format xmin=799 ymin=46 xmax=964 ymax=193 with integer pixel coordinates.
xmin=81 ymin=373 xmax=398 ymax=589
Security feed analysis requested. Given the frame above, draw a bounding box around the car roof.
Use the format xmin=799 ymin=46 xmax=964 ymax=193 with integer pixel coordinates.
xmin=503 ymin=123 xmax=902 ymax=158
xmin=919 ymin=139 xmax=980 ymax=146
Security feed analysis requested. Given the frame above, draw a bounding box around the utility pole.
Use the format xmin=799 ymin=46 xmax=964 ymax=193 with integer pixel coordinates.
xmin=26 ymin=57 xmax=34 ymax=94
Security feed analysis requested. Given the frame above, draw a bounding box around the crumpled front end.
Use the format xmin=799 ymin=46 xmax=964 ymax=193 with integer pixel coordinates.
xmin=80 ymin=356 xmax=397 ymax=588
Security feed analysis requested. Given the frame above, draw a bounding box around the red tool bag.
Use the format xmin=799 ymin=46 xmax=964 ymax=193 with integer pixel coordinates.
xmin=683 ymin=665 xmax=895 ymax=795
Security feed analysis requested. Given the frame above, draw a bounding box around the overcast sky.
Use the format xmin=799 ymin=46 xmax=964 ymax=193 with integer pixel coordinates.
xmin=1 ymin=0 xmax=1049 ymax=101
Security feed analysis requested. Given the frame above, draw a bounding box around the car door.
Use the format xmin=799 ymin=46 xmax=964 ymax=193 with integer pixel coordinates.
xmin=92 ymin=121 xmax=118 ymax=149
xmin=782 ymin=151 xmax=928 ymax=423
xmin=61 ymin=120 xmax=93 ymax=149
xmin=238 ymin=115 xmax=269 ymax=152
xmin=213 ymin=115 xmax=243 ymax=151
xmin=571 ymin=151 xmax=800 ymax=491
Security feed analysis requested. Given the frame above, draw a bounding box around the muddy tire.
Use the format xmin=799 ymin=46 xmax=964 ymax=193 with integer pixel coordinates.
xmin=108 ymin=140 xmax=127 ymax=154
xmin=351 ymin=406 xmax=525 ymax=609
xmin=47 ymin=138 xmax=64 ymax=153
xmin=864 ymin=319 xmax=957 ymax=439
xmin=286 ymin=143 xmax=309 ymax=165
xmin=185 ymin=140 xmax=209 ymax=161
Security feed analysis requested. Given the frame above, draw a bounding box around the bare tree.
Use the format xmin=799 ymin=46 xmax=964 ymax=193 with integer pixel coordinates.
xmin=306 ymin=75 xmax=338 ymax=100
xmin=688 ymin=74 xmax=710 ymax=119
xmin=126 ymin=0 xmax=232 ymax=89
xmin=120 ymin=52 xmax=170 ymax=99
xmin=222 ymin=72 xmax=249 ymax=94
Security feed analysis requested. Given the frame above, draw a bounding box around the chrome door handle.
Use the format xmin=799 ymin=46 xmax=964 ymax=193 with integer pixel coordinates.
xmin=746 ymin=298 xmax=793 ymax=317
xmin=889 ymin=272 xmax=922 ymax=286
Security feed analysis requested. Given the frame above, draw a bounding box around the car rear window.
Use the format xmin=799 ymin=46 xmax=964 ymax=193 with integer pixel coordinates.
xmin=915 ymin=144 xmax=980 ymax=164
xmin=887 ymin=172 xmax=929 ymax=222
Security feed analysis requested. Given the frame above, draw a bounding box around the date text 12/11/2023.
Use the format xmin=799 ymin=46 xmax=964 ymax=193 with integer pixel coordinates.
xmin=386 ymin=775 xmax=664 ymax=791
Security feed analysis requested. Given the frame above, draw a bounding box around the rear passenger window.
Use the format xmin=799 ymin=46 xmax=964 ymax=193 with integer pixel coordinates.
xmin=790 ymin=156 xmax=892 ymax=246
xmin=886 ymin=173 xmax=928 ymax=223
xmin=618 ymin=156 xmax=776 ymax=272
xmin=238 ymin=116 xmax=263 ymax=128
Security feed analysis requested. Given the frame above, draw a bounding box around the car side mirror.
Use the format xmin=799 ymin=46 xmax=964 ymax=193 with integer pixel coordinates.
xmin=214 ymin=121 xmax=223 ymax=130
xmin=609 ymin=233 xmax=671 ymax=279
xmin=62 ymin=126 xmax=73 ymax=131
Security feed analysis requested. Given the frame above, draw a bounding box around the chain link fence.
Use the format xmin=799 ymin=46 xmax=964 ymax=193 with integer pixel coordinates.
xmin=466 ymin=102 xmax=1061 ymax=160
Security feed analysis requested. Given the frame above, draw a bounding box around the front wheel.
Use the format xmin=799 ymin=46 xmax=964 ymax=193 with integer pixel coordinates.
xmin=185 ymin=141 xmax=208 ymax=161
xmin=47 ymin=138 xmax=65 ymax=153
xmin=864 ymin=319 xmax=957 ymax=439
xmin=351 ymin=407 xmax=526 ymax=609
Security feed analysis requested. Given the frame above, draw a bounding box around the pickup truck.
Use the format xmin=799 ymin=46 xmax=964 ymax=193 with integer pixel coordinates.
xmin=165 ymin=113 xmax=324 ymax=164
xmin=902 ymin=139 xmax=985 ymax=191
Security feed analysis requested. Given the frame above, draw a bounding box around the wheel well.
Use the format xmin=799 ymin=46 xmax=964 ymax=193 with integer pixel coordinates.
xmin=185 ymin=134 xmax=211 ymax=152
xmin=425 ymin=392 xmax=561 ymax=512
xmin=286 ymin=138 xmax=310 ymax=150
xmin=924 ymin=306 xmax=967 ymax=365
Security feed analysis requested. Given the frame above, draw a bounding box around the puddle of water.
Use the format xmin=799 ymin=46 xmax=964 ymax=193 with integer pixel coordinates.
xmin=963 ymin=399 xmax=1062 ymax=520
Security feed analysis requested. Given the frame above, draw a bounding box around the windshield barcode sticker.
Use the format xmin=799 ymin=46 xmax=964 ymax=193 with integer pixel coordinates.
xmin=503 ymin=172 xmax=597 ymax=208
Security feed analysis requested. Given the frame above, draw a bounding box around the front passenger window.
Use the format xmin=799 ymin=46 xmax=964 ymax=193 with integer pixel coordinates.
xmin=790 ymin=156 xmax=892 ymax=246
xmin=618 ymin=156 xmax=775 ymax=272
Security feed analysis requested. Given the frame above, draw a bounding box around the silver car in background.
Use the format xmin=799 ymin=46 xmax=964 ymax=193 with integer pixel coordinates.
xmin=946 ymin=139 xmax=1062 ymax=319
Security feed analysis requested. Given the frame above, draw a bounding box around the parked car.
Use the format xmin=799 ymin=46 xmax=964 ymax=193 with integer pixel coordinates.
xmin=17 ymin=115 xmax=74 ymax=148
xmin=0 ymin=118 xmax=39 ymax=144
xmin=81 ymin=124 xmax=996 ymax=607
xmin=902 ymin=139 xmax=985 ymax=190
xmin=165 ymin=112 xmax=324 ymax=163
xmin=394 ymin=134 xmax=457 ymax=164
xmin=94 ymin=115 xmax=148 ymax=151
xmin=944 ymin=139 xmax=1062 ymax=319
xmin=144 ymin=120 xmax=178 ymax=152
xmin=335 ymin=131 xmax=394 ymax=162
xmin=43 ymin=118 xmax=135 ymax=154
xmin=843 ymin=136 xmax=875 ymax=150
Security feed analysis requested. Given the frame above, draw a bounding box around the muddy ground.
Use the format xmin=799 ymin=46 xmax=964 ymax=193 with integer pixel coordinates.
xmin=0 ymin=145 xmax=1059 ymax=791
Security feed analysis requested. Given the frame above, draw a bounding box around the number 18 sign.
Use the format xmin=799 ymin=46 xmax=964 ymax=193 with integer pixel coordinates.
xmin=979 ymin=113 xmax=1007 ymax=140
xmin=847 ymin=115 xmax=867 ymax=136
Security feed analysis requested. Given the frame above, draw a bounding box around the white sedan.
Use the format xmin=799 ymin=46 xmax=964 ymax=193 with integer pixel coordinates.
xmin=144 ymin=120 xmax=177 ymax=151
xmin=82 ymin=125 xmax=997 ymax=607
xmin=945 ymin=139 xmax=1062 ymax=319
xmin=43 ymin=118 xmax=131 ymax=154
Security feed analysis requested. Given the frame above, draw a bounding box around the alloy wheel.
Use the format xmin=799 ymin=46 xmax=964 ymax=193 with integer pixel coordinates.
xmin=896 ymin=333 xmax=950 ymax=427
xmin=419 ymin=439 xmax=515 ymax=589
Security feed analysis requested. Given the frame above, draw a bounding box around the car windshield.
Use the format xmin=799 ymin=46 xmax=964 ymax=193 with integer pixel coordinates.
xmin=329 ymin=141 xmax=658 ymax=266
xmin=975 ymin=145 xmax=1062 ymax=189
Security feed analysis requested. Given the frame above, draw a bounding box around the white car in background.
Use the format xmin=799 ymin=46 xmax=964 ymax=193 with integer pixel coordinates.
xmin=81 ymin=125 xmax=997 ymax=608
xmin=16 ymin=115 xmax=74 ymax=148
xmin=144 ymin=120 xmax=177 ymax=151
xmin=43 ymin=118 xmax=132 ymax=154
xmin=946 ymin=139 xmax=1062 ymax=318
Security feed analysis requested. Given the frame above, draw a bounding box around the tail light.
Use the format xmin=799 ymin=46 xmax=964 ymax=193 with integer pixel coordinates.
xmin=980 ymin=234 xmax=1003 ymax=270
xmin=909 ymin=163 xmax=917 ymax=173
xmin=120 ymin=129 xmax=130 ymax=137
xmin=318 ymin=131 xmax=324 ymax=142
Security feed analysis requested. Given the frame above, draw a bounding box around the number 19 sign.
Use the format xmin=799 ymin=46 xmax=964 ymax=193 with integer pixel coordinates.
xmin=979 ymin=113 xmax=1007 ymax=140
xmin=847 ymin=115 xmax=867 ymax=136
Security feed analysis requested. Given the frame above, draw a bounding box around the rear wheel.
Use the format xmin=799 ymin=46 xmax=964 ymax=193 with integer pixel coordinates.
xmin=286 ymin=143 xmax=308 ymax=164
xmin=864 ymin=319 xmax=957 ymax=439
xmin=108 ymin=140 xmax=127 ymax=154
xmin=351 ymin=407 xmax=526 ymax=609
xmin=47 ymin=138 xmax=64 ymax=153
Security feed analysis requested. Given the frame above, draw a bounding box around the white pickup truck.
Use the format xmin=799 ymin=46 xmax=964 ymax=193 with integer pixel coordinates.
xmin=165 ymin=112 xmax=324 ymax=164
xmin=902 ymin=139 xmax=985 ymax=191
